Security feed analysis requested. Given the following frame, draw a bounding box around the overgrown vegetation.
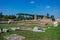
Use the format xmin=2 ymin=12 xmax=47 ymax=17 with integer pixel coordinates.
xmin=0 ymin=23 xmax=60 ymax=40
xmin=0 ymin=12 xmax=55 ymax=21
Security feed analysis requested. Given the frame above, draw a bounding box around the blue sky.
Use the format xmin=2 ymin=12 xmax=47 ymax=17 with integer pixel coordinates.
xmin=0 ymin=0 xmax=60 ymax=18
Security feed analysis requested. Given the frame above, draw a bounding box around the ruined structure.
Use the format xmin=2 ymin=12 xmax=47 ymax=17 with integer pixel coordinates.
xmin=4 ymin=34 xmax=25 ymax=40
xmin=39 ymin=16 xmax=53 ymax=27
xmin=34 ymin=15 xmax=37 ymax=21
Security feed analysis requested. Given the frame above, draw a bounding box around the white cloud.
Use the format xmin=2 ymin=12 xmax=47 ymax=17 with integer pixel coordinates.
xmin=30 ymin=1 xmax=35 ymax=4
xmin=46 ymin=6 xmax=50 ymax=9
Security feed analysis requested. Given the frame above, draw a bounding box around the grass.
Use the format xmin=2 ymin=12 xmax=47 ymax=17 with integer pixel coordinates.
xmin=0 ymin=23 xmax=60 ymax=40
xmin=0 ymin=23 xmax=38 ymax=28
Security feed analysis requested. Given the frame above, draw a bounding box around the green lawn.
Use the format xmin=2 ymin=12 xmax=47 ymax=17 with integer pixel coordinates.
xmin=0 ymin=22 xmax=20 ymax=28
xmin=0 ymin=23 xmax=60 ymax=40
xmin=0 ymin=23 xmax=38 ymax=28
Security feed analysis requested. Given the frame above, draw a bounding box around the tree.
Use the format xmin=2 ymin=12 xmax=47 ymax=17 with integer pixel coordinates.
xmin=18 ymin=15 xmax=24 ymax=20
xmin=51 ymin=15 xmax=55 ymax=21
xmin=17 ymin=13 xmax=25 ymax=20
xmin=8 ymin=15 xmax=16 ymax=19
xmin=3 ymin=15 xmax=9 ymax=19
xmin=46 ymin=13 xmax=50 ymax=19
xmin=0 ymin=12 xmax=3 ymax=18
xmin=40 ymin=15 xmax=44 ymax=19
xmin=17 ymin=13 xmax=34 ymax=20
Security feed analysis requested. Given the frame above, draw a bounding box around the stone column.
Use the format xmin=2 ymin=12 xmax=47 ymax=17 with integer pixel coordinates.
xmin=34 ymin=15 xmax=37 ymax=21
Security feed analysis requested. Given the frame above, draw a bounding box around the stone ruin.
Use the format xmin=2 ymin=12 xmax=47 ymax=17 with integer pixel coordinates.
xmin=53 ymin=21 xmax=58 ymax=27
xmin=32 ymin=26 xmax=46 ymax=32
xmin=34 ymin=15 xmax=37 ymax=21
xmin=40 ymin=16 xmax=53 ymax=25
xmin=8 ymin=19 xmax=14 ymax=24
xmin=4 ymin=34 xmax=25 ymax=40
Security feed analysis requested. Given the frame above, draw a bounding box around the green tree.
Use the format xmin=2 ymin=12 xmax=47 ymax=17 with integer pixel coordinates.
xmin=40 ymin=15 xmax=44 ymax=19
xmin=51 ymin=15 xmax=55 ymax=21
xmin=17 ymin=13 xmax=25 ymax=20
xmin=3 ymin=15 xmax=9 ymax=19
xmin=0 ymin=12 xmax=3 ymax=18
xmin=46 ymin=13 xmax=50 ymax=19
xmin=17 ymin=13 xmax=34 ymax=20
xmin=18 ymin=15 xmax=24 ymax=20
xmin=8 ymin=15 xmax=16 ymax=19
